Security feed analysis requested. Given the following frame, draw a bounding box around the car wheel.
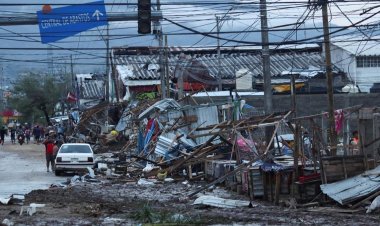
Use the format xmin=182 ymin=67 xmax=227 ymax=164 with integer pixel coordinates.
xmin=55 ymin=170 xmax=62 ymax=176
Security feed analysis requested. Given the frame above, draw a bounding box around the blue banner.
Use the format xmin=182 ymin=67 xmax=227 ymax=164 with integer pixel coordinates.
xmin=37 ymin=1 xmax=108 ymax=43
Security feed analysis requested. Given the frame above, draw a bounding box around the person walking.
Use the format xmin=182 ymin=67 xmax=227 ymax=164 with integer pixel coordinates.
xmin=10 ymin=128 xmax=16 ymax=144
xmin=24 ymin=127 xmax=31 ymax=144
xmin=32 ymin=125 xmax=41 ymax=144
xmin=43 ymin=131 xmax=56 ymax=172
xmin=0 ymin=126 xmax=8 ymax=145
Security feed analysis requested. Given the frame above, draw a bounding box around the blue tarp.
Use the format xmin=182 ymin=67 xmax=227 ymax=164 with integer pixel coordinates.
xmin=260 ymin=162 xmax=294 ymax=172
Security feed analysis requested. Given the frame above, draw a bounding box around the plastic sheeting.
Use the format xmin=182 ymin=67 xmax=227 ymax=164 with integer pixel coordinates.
xmin=193 ymin=195 xmax=251 ymax=208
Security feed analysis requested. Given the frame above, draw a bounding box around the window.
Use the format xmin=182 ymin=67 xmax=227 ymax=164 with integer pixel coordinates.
xmin=357 ymin=57 xmax=364 ymax=67
xmin=357 ymin=56 xmax=380 ymax=68
xmin=59 ymin=145 xmax=92 ymax=153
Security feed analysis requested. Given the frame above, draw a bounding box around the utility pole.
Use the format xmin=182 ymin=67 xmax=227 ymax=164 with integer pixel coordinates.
xmin=260 ymin=0 xmax=273 ymax=115
xmin=165 ymin=35 xmax=170 ymax=98
xmin=260 ymin=0 xmax=273 ymax=150
xmin=291 ymin=75 xmax=300 ymax=181
xmin=157 ymin=0 xmax=166 ymax=99
xmin=105 ymin=24 xmax=110 ymax=102
xmin=322 ymin=0 xmax=337 ymax=153
xmin=70 ymin=54 xmax=74 ymax=89
xmin=216 ymin=15 xmax=222 ymax=91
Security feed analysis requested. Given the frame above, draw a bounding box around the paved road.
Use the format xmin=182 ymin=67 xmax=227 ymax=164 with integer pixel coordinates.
xmin=0 ymin=138 xmax=68 ymax=198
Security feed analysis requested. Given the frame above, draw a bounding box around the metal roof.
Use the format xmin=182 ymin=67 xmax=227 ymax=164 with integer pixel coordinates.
xmin=78 ymin=80 xmax=104 ymax=100
xmin=113 ymin=46 xmax=326 ymax=81
xmin=331 ymin=35 xmax=380 ymax=56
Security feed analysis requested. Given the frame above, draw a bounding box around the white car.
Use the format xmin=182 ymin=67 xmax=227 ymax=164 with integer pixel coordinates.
xmin=54 ymin=143 xmax=94 ymax=176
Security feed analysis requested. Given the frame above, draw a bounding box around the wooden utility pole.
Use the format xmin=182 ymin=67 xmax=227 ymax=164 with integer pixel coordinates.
xmin=322 ymin=0 xmax=337 ymax=153
xmin=165 ymin=35 xmax=170 ymax=98
xmin=216 ymin=15 xmax=222 ymax=91
xmin=260 ymin=0 xmax=273 ymax=115
xmin=157 ymin=0 xmax=166 ymax=99
xmin=291 ymin=75 xmax=299 ymax=180
xmin=260 ymin=0 xmax=273 ymax=148
xmin=105 ymin=24 xmax=110 ymax=102
xmin=70 ymin=54 xmax=74 ymax=89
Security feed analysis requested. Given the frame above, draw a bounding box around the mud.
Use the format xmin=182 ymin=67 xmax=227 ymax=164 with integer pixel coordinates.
xmin=1 ymin=141 xmax=380 ymax=225
xmin=1 ymin=179 xmax=380 ymax=225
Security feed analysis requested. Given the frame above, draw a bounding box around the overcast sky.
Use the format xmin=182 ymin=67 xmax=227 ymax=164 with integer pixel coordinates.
xmin=0 ymin=0 xmax=378 ymax=78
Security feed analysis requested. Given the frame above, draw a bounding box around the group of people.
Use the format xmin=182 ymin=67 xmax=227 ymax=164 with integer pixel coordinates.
xmin=0 ymin=124 xmax=58 ymax=145
xmin=0 ymin=125 xmax=31 ymax=145
xmin=0 ymin=123 xmax=66 ymax=172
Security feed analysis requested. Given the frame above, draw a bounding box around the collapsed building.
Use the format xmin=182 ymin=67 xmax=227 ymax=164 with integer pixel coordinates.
xmin=62 ymin=45 xmax=380 ymax=213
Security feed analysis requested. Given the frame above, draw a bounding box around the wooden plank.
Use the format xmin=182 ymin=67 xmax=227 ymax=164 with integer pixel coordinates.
xmin=321 ymin=155 xmax=365 ymax=161
xmin=275 ymin=173 xmax=281 ymax=205
xmin=183 ymin=115 xmax=198 ymax=123
xmin=188 ymin=121 xmax=281 ymax=139
xmin=186 ymin=121 xmax=207 ymax=139
xmin=359 ymin=119 xmax=369 ymax=170
xmin=166 ymin=133 xmax=219 ymax=174
xmin=342 ymin=157 xmax=348 ymax=179
xmin=306 ymin=207 xmax=363 ymax=213
xmin=186 ymin=111 xmax=292 ymax=198
xmin=351 ymin=190 xmax=380 ymax=209
xmin=292 ymin=105 xmax=362 ymax=121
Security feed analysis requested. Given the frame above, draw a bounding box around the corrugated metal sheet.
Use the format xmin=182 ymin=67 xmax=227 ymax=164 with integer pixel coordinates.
xmin=164 ymin=105 xmax=220 ymax=145
xmin=113 ymin=47 xmax=326 ymax=81
xmin=186 ymin=106 xmax=220 ymax=144
xmin=320 ymin=165 xmax=380 ymax=205
xmin=79 ymin=80 xmax=104 ymax=99
xmin=138 ymin=98 xmax=181 ymax=119
xmin=154 ymin=132 xmax=197 ymax=160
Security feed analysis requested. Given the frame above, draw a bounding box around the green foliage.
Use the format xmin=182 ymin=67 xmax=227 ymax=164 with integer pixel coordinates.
xmin=132 ymin=202 xmax=201 ymax=225
xmin=8 ymin=72 xmax=70 ymax=124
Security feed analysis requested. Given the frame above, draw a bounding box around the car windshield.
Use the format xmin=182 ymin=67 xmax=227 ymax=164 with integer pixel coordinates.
xmin=59 ymin=145 xmax=92 ymax=154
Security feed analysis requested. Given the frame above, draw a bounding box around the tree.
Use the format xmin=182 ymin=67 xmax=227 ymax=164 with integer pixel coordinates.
xmin=8 ymin=73 xmax=70 ymax=125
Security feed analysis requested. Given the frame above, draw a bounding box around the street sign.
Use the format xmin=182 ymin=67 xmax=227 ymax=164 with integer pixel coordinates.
xmin=37 ymin=1 xmax=107 ymax=43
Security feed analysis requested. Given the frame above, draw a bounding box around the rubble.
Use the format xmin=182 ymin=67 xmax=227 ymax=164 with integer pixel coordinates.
xmin=20 ymin=203 xmax=46 ymax=216
xmin=366 ymin=195 xmax=380 ymax=213
xmin=0 ymin=195 xmax=24 ymax=206
xmin=34 ymin=94 xmax=380 ymax=223
xmin=320 ymin=165 xmax=380 ymax=206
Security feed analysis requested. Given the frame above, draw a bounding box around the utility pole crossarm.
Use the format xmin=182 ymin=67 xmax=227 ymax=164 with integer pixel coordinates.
xmin=0 ymin=12 xmax=163 ymax=26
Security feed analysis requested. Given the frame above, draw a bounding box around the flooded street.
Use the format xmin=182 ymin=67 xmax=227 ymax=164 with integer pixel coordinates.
xmin=0 ymin=140 xmax=68 ymax=198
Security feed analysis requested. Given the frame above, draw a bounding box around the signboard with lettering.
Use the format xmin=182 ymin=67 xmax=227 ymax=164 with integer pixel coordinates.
xmin=37 ymin=1 xmax=108 ymax=43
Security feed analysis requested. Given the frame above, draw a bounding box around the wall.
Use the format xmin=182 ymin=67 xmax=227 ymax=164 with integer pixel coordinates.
xmin=356 ymin=67 xmax=380 ymax=92
xmin=329 ymin=44 xmax=380 ymax=92
xmin=193 ymin=93 xmax=380 ymax=117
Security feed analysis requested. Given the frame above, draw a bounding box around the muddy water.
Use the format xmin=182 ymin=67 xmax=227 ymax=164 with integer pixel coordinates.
xmin=0 ymin=142 xmax=68 ymax=198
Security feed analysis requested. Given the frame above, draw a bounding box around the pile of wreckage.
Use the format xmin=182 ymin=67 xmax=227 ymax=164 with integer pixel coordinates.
xmin=67 ymin=96 xmax=380 ymax=213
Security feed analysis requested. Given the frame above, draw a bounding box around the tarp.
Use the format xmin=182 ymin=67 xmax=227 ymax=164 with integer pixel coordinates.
xmin=193 ymin=195 xmax=251 ymax=208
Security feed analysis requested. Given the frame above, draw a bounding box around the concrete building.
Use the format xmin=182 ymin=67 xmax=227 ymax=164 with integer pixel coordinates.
xmin=329 ymin=35 xmax=380 ymax=93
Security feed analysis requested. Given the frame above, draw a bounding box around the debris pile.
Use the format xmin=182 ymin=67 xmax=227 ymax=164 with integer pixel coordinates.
xmin=58 ymin=96 xmax=380 ymax=214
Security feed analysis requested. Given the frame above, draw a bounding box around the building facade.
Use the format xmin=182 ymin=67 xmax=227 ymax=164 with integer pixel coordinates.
xmin=329 ymin=35 xmax=380 ymax=92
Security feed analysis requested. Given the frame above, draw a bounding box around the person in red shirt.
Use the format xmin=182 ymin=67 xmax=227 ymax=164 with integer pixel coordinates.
xmin=43 ymin=131 xmax=56 ymax=172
